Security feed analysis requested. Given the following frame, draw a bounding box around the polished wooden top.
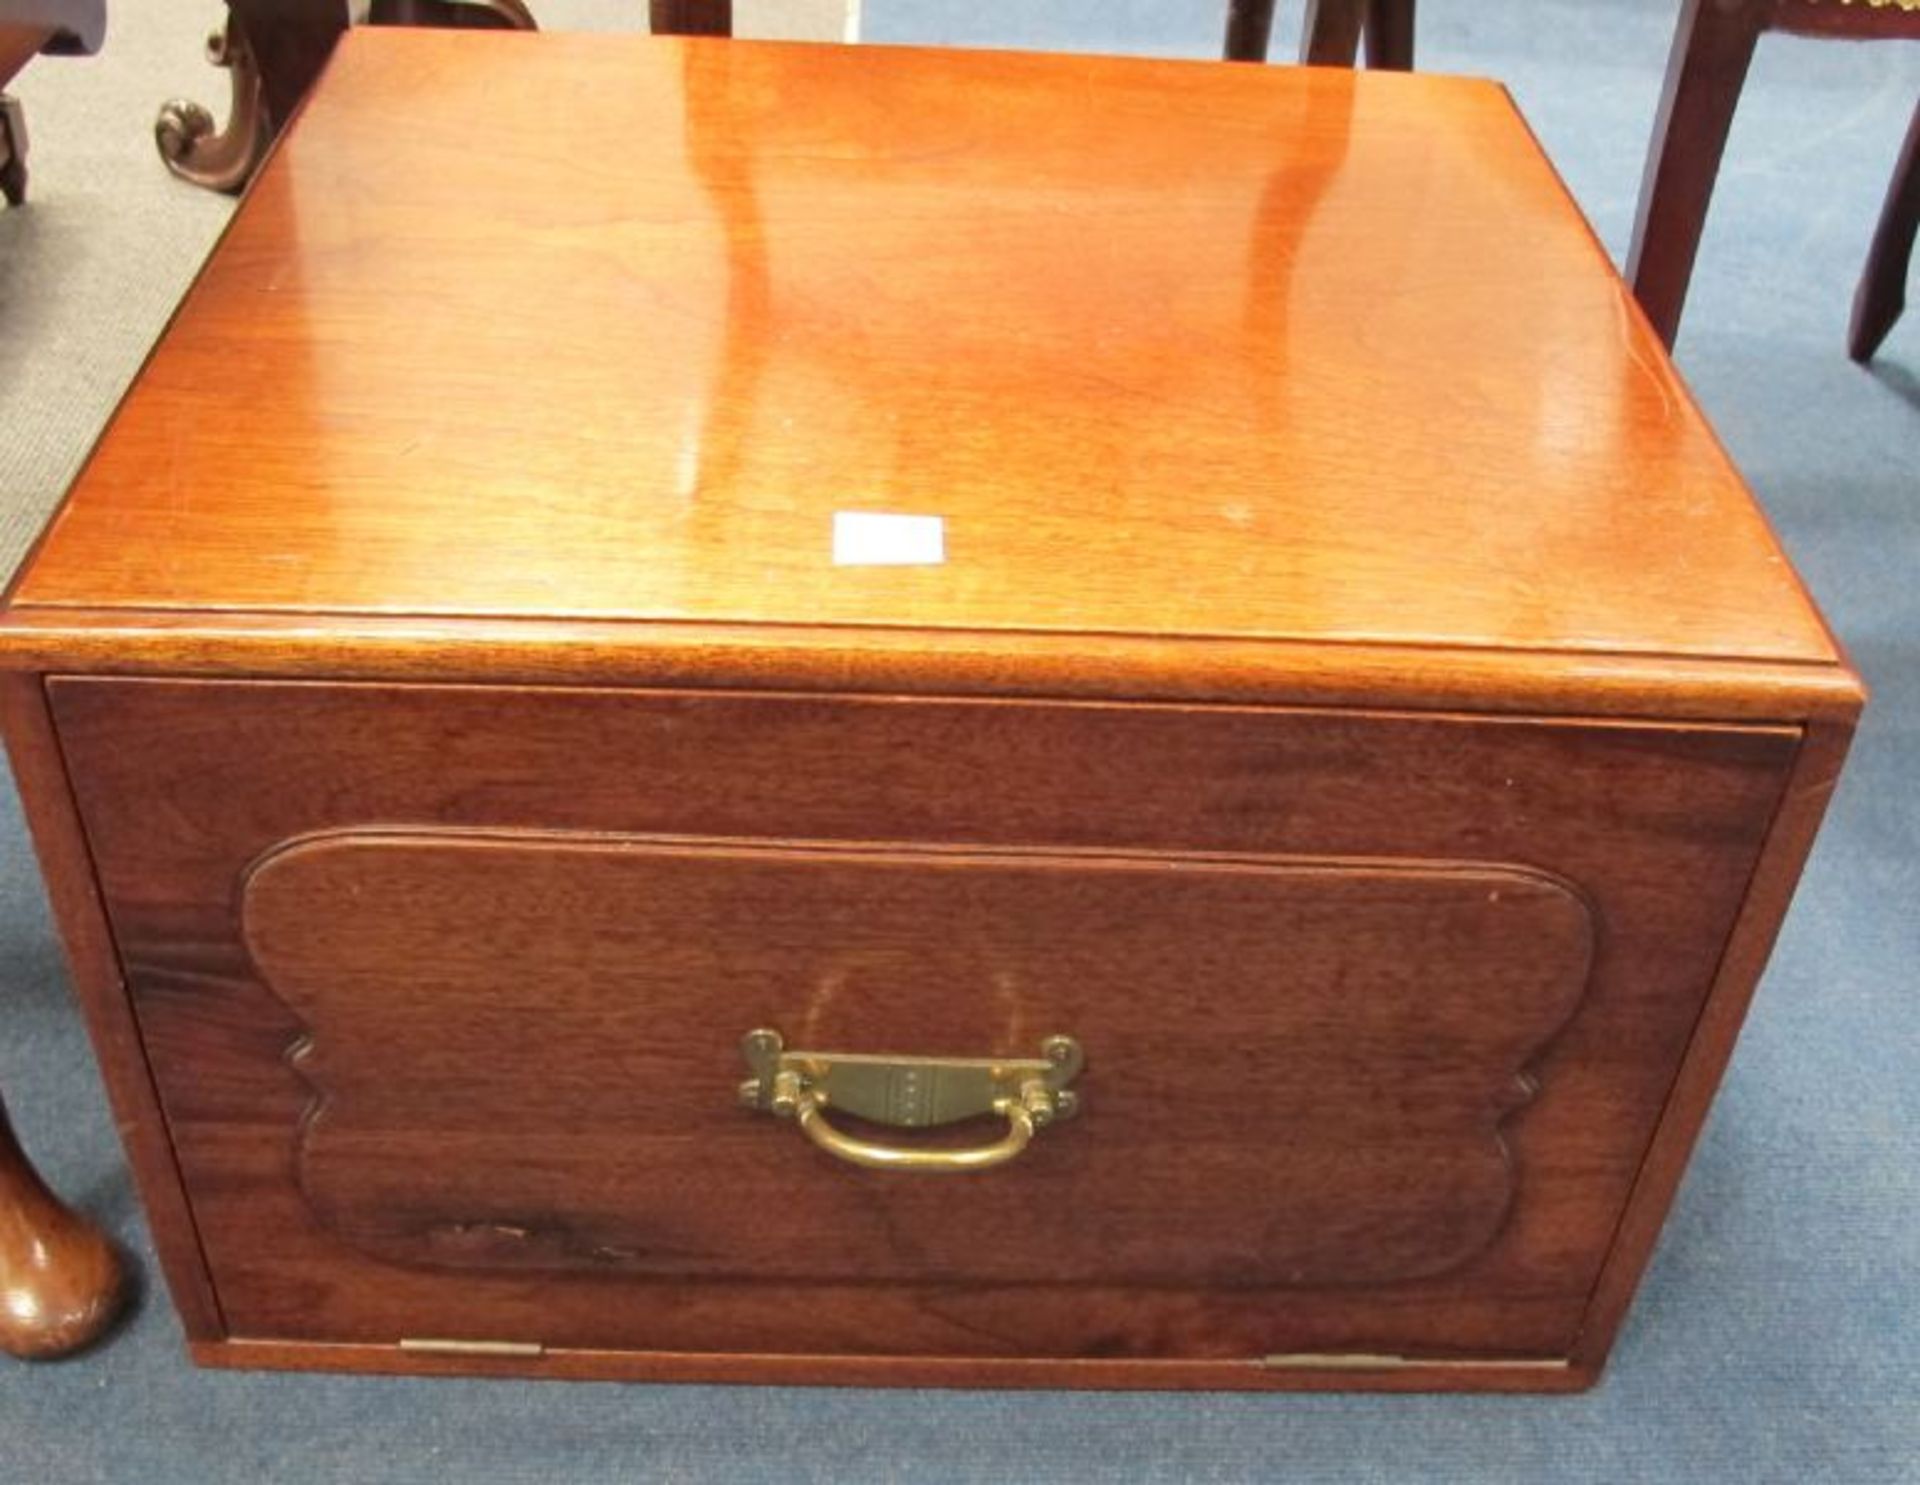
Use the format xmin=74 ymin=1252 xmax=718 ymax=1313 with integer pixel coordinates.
xmin=3 ymin=30 xmax=1846 ymax=690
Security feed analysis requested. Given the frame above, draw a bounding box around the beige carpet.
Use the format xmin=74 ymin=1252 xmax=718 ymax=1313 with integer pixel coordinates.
xmin=0 ymin=0 xmax=233 ymax=577
xmin=0 ymin=0 xmax=851 ymax=581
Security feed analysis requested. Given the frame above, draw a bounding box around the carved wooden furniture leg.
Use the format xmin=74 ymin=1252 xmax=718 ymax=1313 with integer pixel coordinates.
xmin=1300 ymin=0 xmax=1368 ymax=65
xmin=650 ymin=1 xmax=734 ymax=36
xmin=155 ymin=0 xmax=532 ymax=197
xmin=155 ymin=7 xmax=270 ymax=195
xmin=1625 ymin=0 xmax=1770 ymax=349
xmin=1224 ymin=0 xmax=1279 ymax=61
xmin=156 ymin=0 xmax=347 ymax=195
xmin=1850 ymin=97 xmax=1920 ymax=363
xmin=0 ymin=1092 xmax=124 ymax=1360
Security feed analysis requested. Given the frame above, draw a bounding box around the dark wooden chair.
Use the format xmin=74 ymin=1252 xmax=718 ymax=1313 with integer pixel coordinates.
xmin=1224 ymin=0 xmax=1920 ymax=362
xmin=1631 ymin=0 xmax=1920 ymax=360
xmin=159 ymin=1 xmax=1318 ymax=195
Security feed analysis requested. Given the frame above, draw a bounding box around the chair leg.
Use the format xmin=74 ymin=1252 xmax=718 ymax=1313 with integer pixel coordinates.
xmin=1224 ymin=0 xmax=1279 ymax=62
xmin=154 ymin=0 xmax=344 ymax=196
xmin=1626 ymin=0 xmax=1771 ymax=349
xmin=369 ymin=0 xmax=538 ymax=28
xmin=650 ymin=0 xmax=732 ymax=36
xmin=1301 ymin=0 xmax=1367 ymax=66
xmin=1364 ymin=0 xmax=1416 ymax=70
xmin=1849 ymin=98 xmax=1920 ymax=364
xmin=154 ymin=8 xmax=272 ymax=195
xmin=0 ymin=94 xmax=25 ymax=207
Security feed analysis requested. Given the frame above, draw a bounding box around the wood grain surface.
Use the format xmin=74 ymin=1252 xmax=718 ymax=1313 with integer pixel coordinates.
xmin=244 ymin=832 xmax=1593 ymax=1287
xmin=48 ymin=678 xmax=1797 ymax=1366
xmin=0 ymin=30 xmax=1866 ymax=1390
xmin=4 ymin=31 xmax=1837 ymax=675
xmin=0 ymin=675 xmax=228 ymax=1340
xmin=0 ymin=605 xmax=1864 ymax=721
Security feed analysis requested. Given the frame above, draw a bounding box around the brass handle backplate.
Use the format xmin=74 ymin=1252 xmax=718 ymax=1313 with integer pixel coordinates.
xmin=737 ymin=1029 xmax=1084 ymax=1174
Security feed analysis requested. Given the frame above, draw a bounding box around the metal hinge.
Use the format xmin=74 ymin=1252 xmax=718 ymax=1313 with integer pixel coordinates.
xmin=399 ymin=1337 xmax=546 ymax=1358
xmin=1258 ymin=1353 xmax=1569 ymax=1372
xmin=1259 ymin=1352 xmax=1409 ymax=1371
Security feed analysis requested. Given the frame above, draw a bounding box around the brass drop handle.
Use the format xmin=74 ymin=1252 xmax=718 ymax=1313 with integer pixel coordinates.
xmin=795 ymin=1087 xmax=1037 ymax=1172
xmin=738 ymin=1029 xmax=1083 ymax=1175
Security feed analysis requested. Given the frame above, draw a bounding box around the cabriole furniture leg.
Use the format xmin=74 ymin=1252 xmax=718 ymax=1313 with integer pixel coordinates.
xmin=0 ymin=1091 xmax=125 ymax=1359
xmin=156 ymin=0 xmax=537 ymax=196
xmin=155 ymin=1 xmax=322 ymax=194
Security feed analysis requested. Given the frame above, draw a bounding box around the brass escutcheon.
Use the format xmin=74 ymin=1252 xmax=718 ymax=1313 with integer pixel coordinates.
xmin=737 ymin=1029 xmax=1084 ymax=1173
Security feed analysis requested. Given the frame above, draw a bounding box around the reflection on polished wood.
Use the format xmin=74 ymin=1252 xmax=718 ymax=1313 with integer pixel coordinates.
xmin=0 ymin=1093 xmax=124 ymax=1360
xmin=13 ymin=32 xmax=1838 ymax=701
xmin=0 ymin=31 xmax=1864 ymax=1392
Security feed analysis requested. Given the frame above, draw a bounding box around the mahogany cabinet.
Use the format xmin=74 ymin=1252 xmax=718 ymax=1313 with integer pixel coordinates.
xmin=0 ymin=32 xmax=1862 ymax=1390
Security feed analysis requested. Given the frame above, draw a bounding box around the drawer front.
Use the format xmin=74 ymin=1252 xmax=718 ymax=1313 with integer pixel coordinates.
xmin=244 ymin=832 xmax=1590 ymax=1289
xmin=50 ymin=679 xmax=1796 ymax=1364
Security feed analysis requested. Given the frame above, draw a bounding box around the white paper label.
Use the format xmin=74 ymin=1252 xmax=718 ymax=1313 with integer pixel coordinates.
xmin=831 ymin=511 xmax=946 ymax=567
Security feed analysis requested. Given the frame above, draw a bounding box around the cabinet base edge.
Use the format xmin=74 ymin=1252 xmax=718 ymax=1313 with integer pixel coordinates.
xmin=189 ymin=1339 xmax=1597 ymax=1393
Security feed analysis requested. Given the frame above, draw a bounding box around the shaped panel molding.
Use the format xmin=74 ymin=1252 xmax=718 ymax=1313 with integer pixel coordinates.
xmin=242 ymin=830 xmax=1595 ymax=1289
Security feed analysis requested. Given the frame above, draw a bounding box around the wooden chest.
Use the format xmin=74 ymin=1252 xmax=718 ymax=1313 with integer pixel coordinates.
xmin=0 ymin=31 xmax=1862 ymax=1391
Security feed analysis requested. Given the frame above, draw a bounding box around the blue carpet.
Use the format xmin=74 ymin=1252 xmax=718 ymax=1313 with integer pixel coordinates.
xmin=2 ymin=2 xmax=1916 ymax=1480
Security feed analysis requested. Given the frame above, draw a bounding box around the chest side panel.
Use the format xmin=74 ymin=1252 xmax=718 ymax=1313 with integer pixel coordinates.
xmin=50 ymin=679 xmax=1796 ymax=1363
